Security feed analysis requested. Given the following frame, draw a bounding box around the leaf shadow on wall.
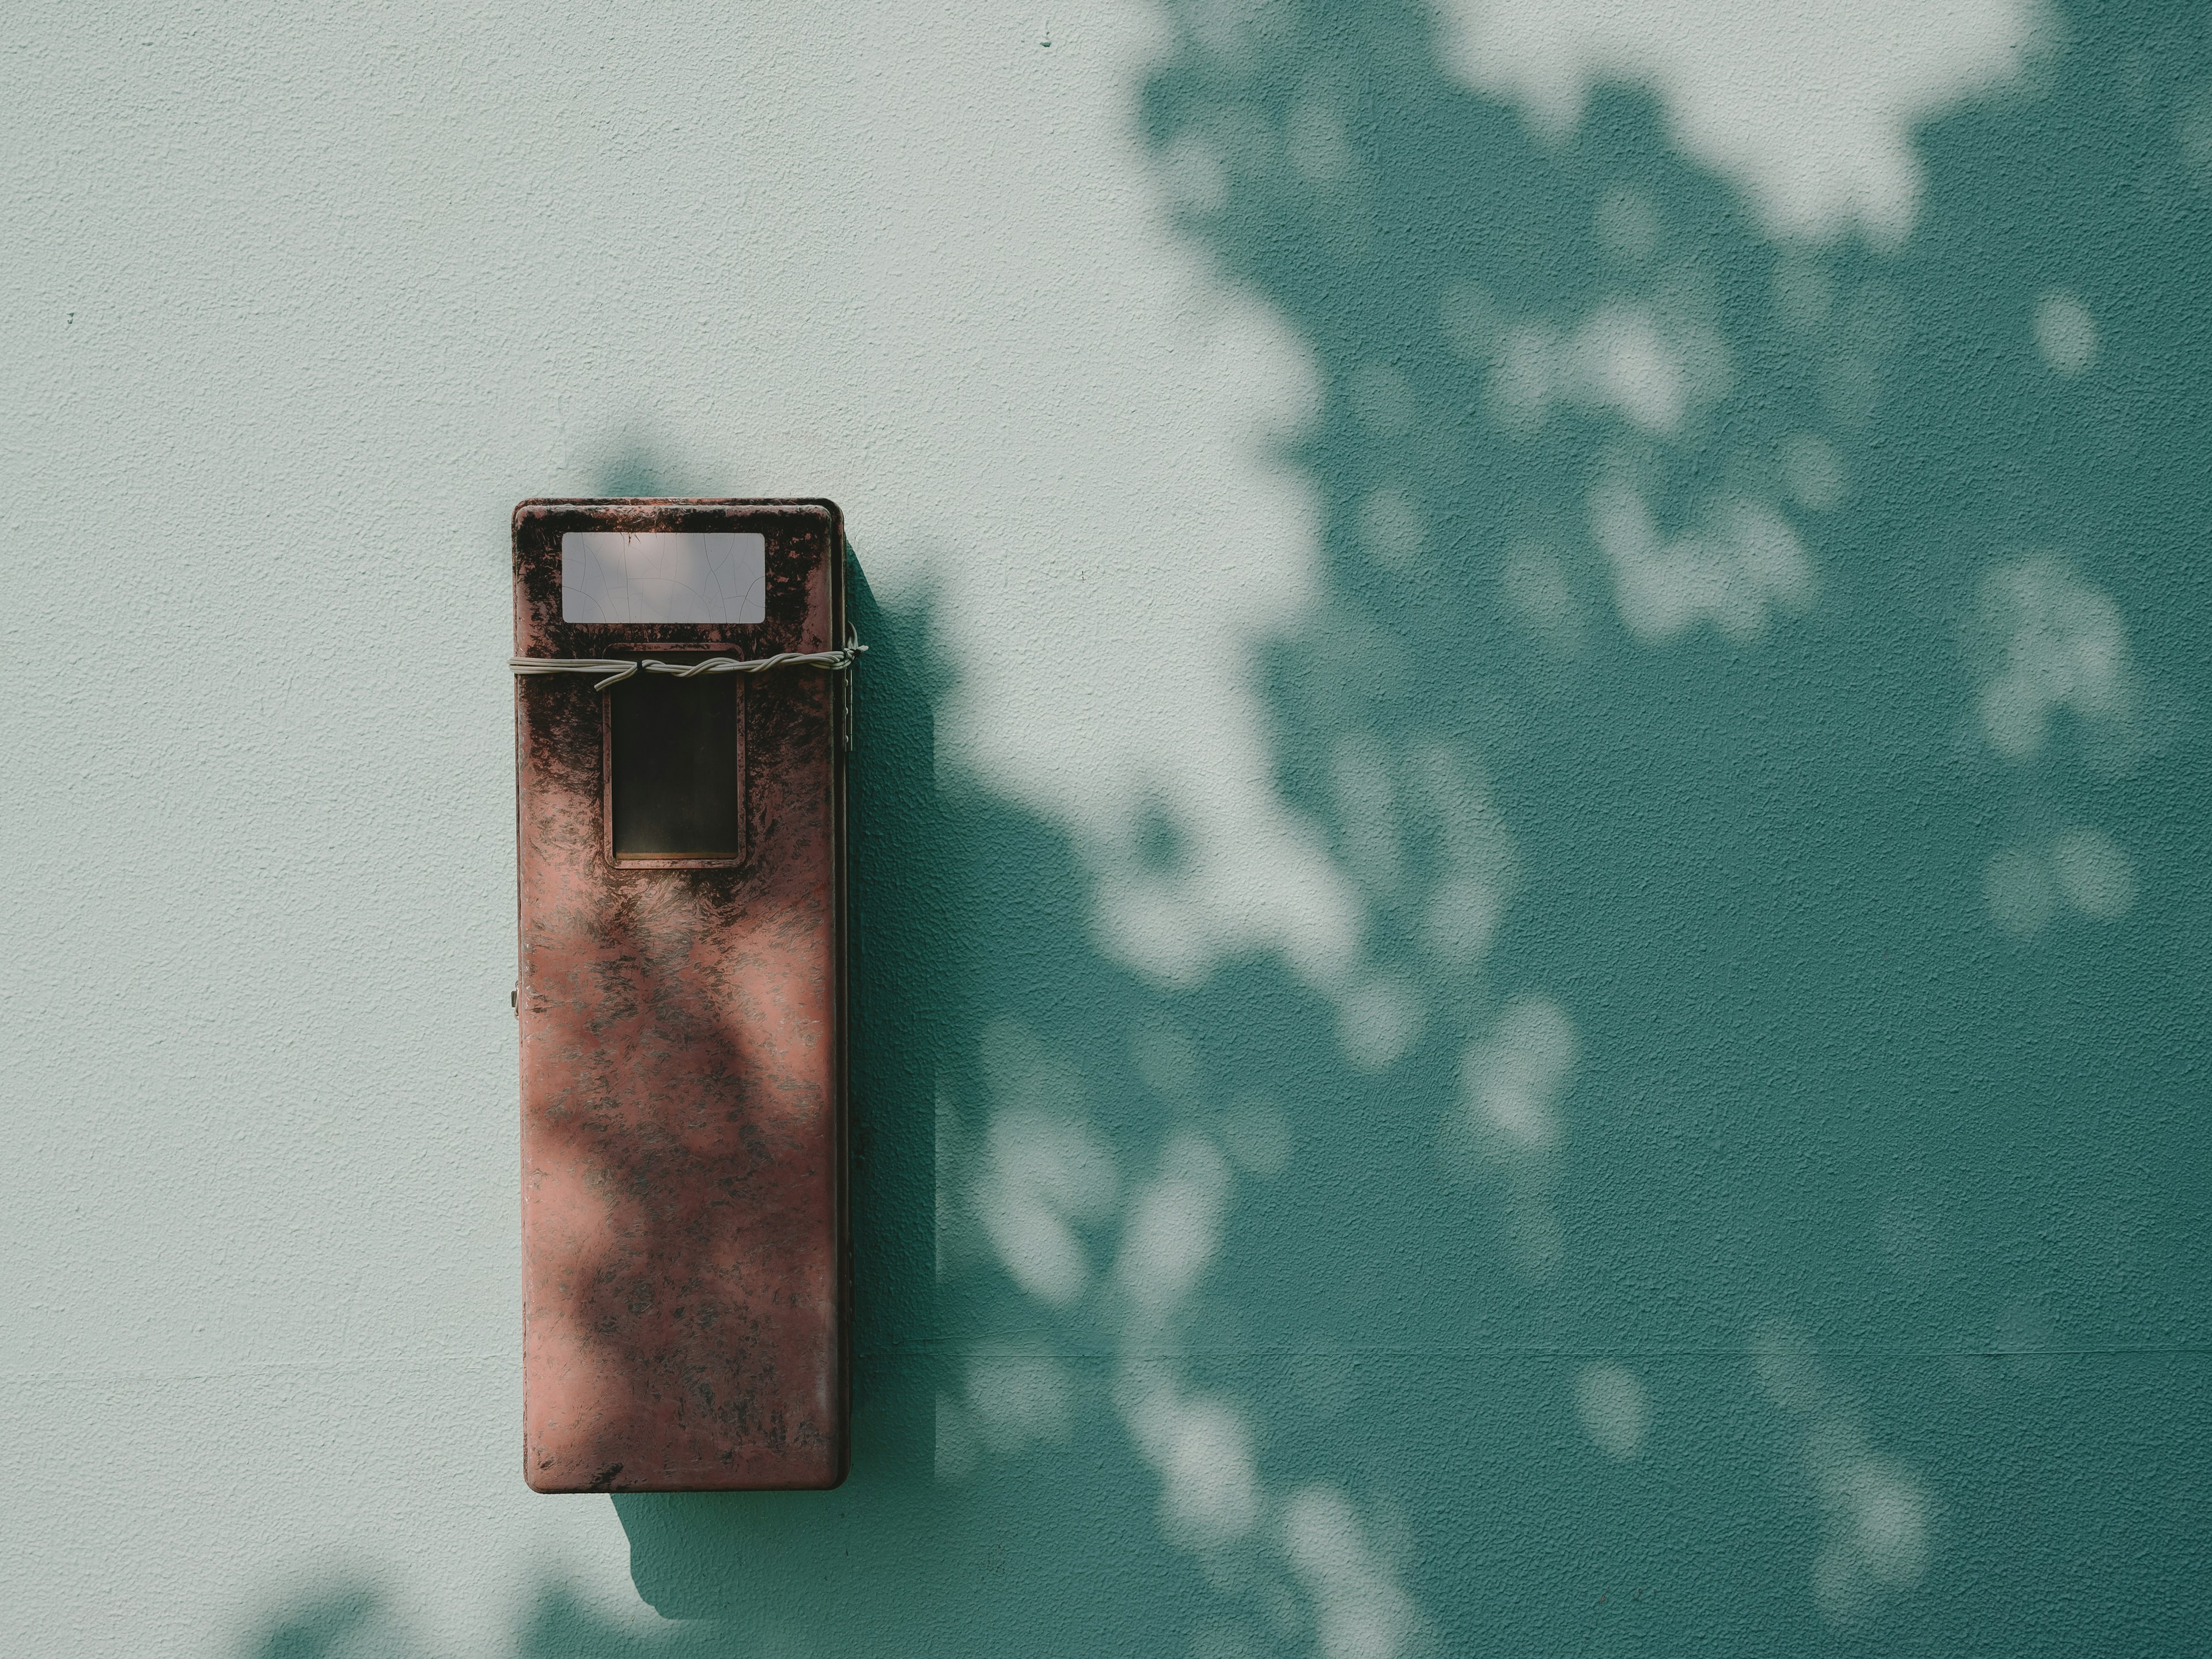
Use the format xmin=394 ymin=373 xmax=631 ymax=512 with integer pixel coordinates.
xmin=609 ymin=2 xmax=2212 ymax=1642
xmin=236 ymin=0 xmax=2212 ymax=1653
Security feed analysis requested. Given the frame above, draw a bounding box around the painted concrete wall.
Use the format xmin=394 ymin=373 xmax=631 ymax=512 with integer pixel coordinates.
xmin=5 ymin=1 xmax=2209 ymax=1653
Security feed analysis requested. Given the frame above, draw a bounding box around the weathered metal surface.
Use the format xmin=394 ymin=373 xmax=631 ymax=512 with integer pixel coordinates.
xmin=513 ymin=498 xmax=847 ymax=1492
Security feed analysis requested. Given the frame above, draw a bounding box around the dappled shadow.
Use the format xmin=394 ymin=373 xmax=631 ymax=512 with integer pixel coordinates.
xmin=238 ymin=0 xmax=2210 ymax=1652
xmin=245 ymin=1589 xmax=389 ymax=1659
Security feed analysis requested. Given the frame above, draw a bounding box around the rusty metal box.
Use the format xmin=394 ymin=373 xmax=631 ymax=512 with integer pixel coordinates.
xmin=512 ymin=497 xmax=849 ymax=1492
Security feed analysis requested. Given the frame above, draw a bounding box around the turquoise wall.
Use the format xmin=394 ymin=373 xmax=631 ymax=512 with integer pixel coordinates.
xmin=4 ymin=1 xmax=2208 ymax=1654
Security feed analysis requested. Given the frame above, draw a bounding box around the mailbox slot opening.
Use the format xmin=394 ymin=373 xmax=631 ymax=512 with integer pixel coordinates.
xmin=605 ymin=671 xmax=744 ymax=865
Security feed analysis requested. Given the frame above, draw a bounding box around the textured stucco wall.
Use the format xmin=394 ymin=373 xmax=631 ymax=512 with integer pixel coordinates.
xmin=4 ymin=2 xmax=2209 ymax=1654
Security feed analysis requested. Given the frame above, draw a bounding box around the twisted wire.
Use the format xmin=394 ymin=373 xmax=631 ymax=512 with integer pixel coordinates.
xmin=510 ymin=637 xmax=865 ymax=692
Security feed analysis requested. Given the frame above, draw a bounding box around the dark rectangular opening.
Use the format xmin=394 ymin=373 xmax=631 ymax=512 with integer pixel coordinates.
xmin=609 ymin=672 xmax=743 ymax=861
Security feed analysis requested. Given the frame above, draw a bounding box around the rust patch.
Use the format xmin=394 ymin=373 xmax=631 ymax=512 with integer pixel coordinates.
xmin=514 ymin=498 xmax=849 ymax=1492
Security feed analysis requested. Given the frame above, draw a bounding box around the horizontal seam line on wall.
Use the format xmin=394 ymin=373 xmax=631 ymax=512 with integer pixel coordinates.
xmin=861 ymin=1343 xmax=2212 ymax=1361
xmin=0 ymin=1353 xmax=506 ymax=1386
xmin=10 ymin=1345 xmax=2210 ymax=1386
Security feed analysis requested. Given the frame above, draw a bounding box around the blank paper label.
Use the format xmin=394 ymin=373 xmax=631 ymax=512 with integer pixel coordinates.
xmin=562 ymin=531 xmax=767 ymax=624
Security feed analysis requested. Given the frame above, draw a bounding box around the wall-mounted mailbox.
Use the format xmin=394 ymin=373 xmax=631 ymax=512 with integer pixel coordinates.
xmin=512 ymin=498 xmax=850 ymax=1492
